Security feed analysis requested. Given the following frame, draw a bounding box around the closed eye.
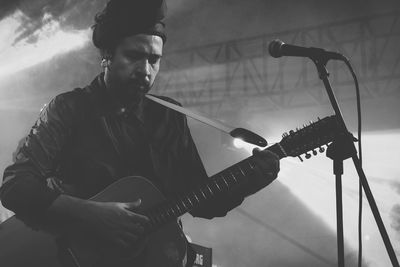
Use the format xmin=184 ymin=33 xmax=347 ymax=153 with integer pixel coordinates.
xmin=125 ymin=51 xmax=161 ymax=65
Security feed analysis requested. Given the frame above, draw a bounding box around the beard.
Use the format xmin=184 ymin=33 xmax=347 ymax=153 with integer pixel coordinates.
xmin=113 ymin=78 xmax=152 ymax=105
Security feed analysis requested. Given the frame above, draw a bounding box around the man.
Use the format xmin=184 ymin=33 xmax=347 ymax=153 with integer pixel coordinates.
xmin=0 ymin=0 xmax=279 ymax=266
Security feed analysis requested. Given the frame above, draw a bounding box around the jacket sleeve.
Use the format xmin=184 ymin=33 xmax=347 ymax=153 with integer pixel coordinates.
xmin=176 ymin=111 xmax=245 ymax=219
xmin=0 ymin=91 xmax=83 ymax=227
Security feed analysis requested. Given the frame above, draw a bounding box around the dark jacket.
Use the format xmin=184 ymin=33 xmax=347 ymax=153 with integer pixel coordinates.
xmin=0 ymin=74 xmax=244 ymax=226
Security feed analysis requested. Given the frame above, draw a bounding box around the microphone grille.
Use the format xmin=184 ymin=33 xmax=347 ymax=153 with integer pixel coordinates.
xmin=268 ymin=39 xmax=284 ymax=58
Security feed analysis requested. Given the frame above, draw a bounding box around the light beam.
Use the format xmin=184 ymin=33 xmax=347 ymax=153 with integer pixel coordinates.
xmin=0 ymin=11 xmax=89 ymax=81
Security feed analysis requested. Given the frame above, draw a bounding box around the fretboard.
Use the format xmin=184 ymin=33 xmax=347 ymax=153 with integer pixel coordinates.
xmin=144 ymin=143 xmax=285 ymax=230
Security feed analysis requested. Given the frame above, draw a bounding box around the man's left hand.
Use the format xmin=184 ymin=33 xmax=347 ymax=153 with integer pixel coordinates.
xmin=245 ymin=148 xmax=280 ymax=196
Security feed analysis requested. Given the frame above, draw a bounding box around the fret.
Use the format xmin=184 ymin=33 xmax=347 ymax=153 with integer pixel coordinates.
xmin=220 ymin=168 xmax=243 ymax=190
xmin=220 ymin=177 xmax=227 ymax=188
xmin=228 ymin=170 xmax=238 ymax=183
xmin=165 ymin=209 xmax=172 ymax=220
xmin=179 ymin=196 xmax=189 ymax=211
xmin=213 ymin=179 xmax=222 ymax=192
xmin=164 ymin=207 xmax=173 ymax=217
xmin=171 ymin=205 xmax=180 ymax=217
xmin=169 ymin=205 xmax=178 ymax=216
xmin=168 ymin=206 xmax=177 ymax=217
xmin=186 ymin=195 xmax=194 ymax=207
xmin=175 ymin=203 xmax=183 ymax=214
xmin=206 ymin=184 xmax=214 ymax=196
xmin=232 ymin=168 xmax=243 ymax=181
xmin=240 ymin=161 xmax=254 ymax=175
xmin=169 ymin=205 xmax=177 ymax=217
xmin=218 ymin=178 xmax=227 ymax=190
xmin=198 ymin=188 xmax=207 ymax=200
xmin=183 ymin=196 xmax=190 ymax=209
xmin=192 ymin=192 xmax=200 ymax=204
xmin=248 ymin=160 xmax=256 ymax=170
xmin=237 ymin=165 xmax=246 ymax=177
xmin=185 ymin=195 xmax=194 ymax=208
xmin=220 ymin=174 xmax=229 ymax=188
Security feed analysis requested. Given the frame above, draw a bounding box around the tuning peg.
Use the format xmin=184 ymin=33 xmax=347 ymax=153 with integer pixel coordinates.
xmin=319 ymin=146 xmax=325 ymax=153
xmin=305 ymin=152 xmax=312 ymax=159
xmin=298 ymin=155 xmax=304 ymax=162
xmin=282 ymin=132 xmax=288 ymax=138
xmin=312 ymin=149 xmax=317 ymax=156
xmin=309 ymin=120 xmax=314 ymax=125
xmin=289 ymin=130 xmax=294 ymax=134
xmin=317 ymin=117 xmax=321 ymax=120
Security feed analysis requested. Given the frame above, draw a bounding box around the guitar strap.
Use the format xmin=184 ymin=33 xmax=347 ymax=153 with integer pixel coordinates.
xmin=145 ymin=94 xmax=234 ymax=134
xmin=145 ymin=94 xmax=267 ymax=147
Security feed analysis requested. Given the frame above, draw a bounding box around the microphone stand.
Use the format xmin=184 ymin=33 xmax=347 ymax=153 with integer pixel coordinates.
xmin=310 ymin=55 xmax=399 ymax=267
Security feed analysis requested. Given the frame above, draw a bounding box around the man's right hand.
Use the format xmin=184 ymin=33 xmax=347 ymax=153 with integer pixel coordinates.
xmin=83 ymin=199 xmax=150 ymax=250
xmin=47 ymin=195 xmax=150 ymax=250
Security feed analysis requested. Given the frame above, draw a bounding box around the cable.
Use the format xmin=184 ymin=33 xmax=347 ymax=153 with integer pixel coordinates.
xmin=343 ymin=58 xmax=363 ymax=267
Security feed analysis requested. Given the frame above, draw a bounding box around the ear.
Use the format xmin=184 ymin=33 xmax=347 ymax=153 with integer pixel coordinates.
xmin=101 ymin=58 xmax=109 ymax=68
xmin=101 ymin=49 xmax=113 ymax=69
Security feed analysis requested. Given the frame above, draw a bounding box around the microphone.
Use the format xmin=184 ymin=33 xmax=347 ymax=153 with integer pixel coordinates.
xmin=268 ymin=39 xmax=346 ymax=61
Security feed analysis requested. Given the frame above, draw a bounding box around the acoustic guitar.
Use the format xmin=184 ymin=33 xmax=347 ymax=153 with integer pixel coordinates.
xmin=0 ymin=116 xmax=339 ymax=267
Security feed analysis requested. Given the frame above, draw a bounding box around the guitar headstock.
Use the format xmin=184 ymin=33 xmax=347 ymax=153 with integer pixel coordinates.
xmin=279 ymin=116 xmax=338 ymax=161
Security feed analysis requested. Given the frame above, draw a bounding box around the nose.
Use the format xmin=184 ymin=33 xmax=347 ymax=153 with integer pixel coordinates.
xmin=135 ymin=58 xmax=151 ymax=81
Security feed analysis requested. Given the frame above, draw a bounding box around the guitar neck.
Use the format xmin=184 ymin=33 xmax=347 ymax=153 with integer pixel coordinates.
xmin=143 ymin=115 xmax=338 ymax=230
xmin=145 ymin=143 xmax=285 ymax=229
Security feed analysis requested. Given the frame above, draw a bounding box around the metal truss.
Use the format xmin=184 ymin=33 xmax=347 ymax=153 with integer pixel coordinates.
xmin=153 ymin=11 xmax=400 ymax=115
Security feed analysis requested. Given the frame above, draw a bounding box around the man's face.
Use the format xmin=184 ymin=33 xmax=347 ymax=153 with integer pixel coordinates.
xmin=105 ymin=34 xmax=163 ymax=103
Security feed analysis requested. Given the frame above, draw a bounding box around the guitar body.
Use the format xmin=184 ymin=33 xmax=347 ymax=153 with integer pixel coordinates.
xmin=0 ymin=176 xmax=188 ymax=267
xmin=67 ymin=176 xmax=188 ymax=267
